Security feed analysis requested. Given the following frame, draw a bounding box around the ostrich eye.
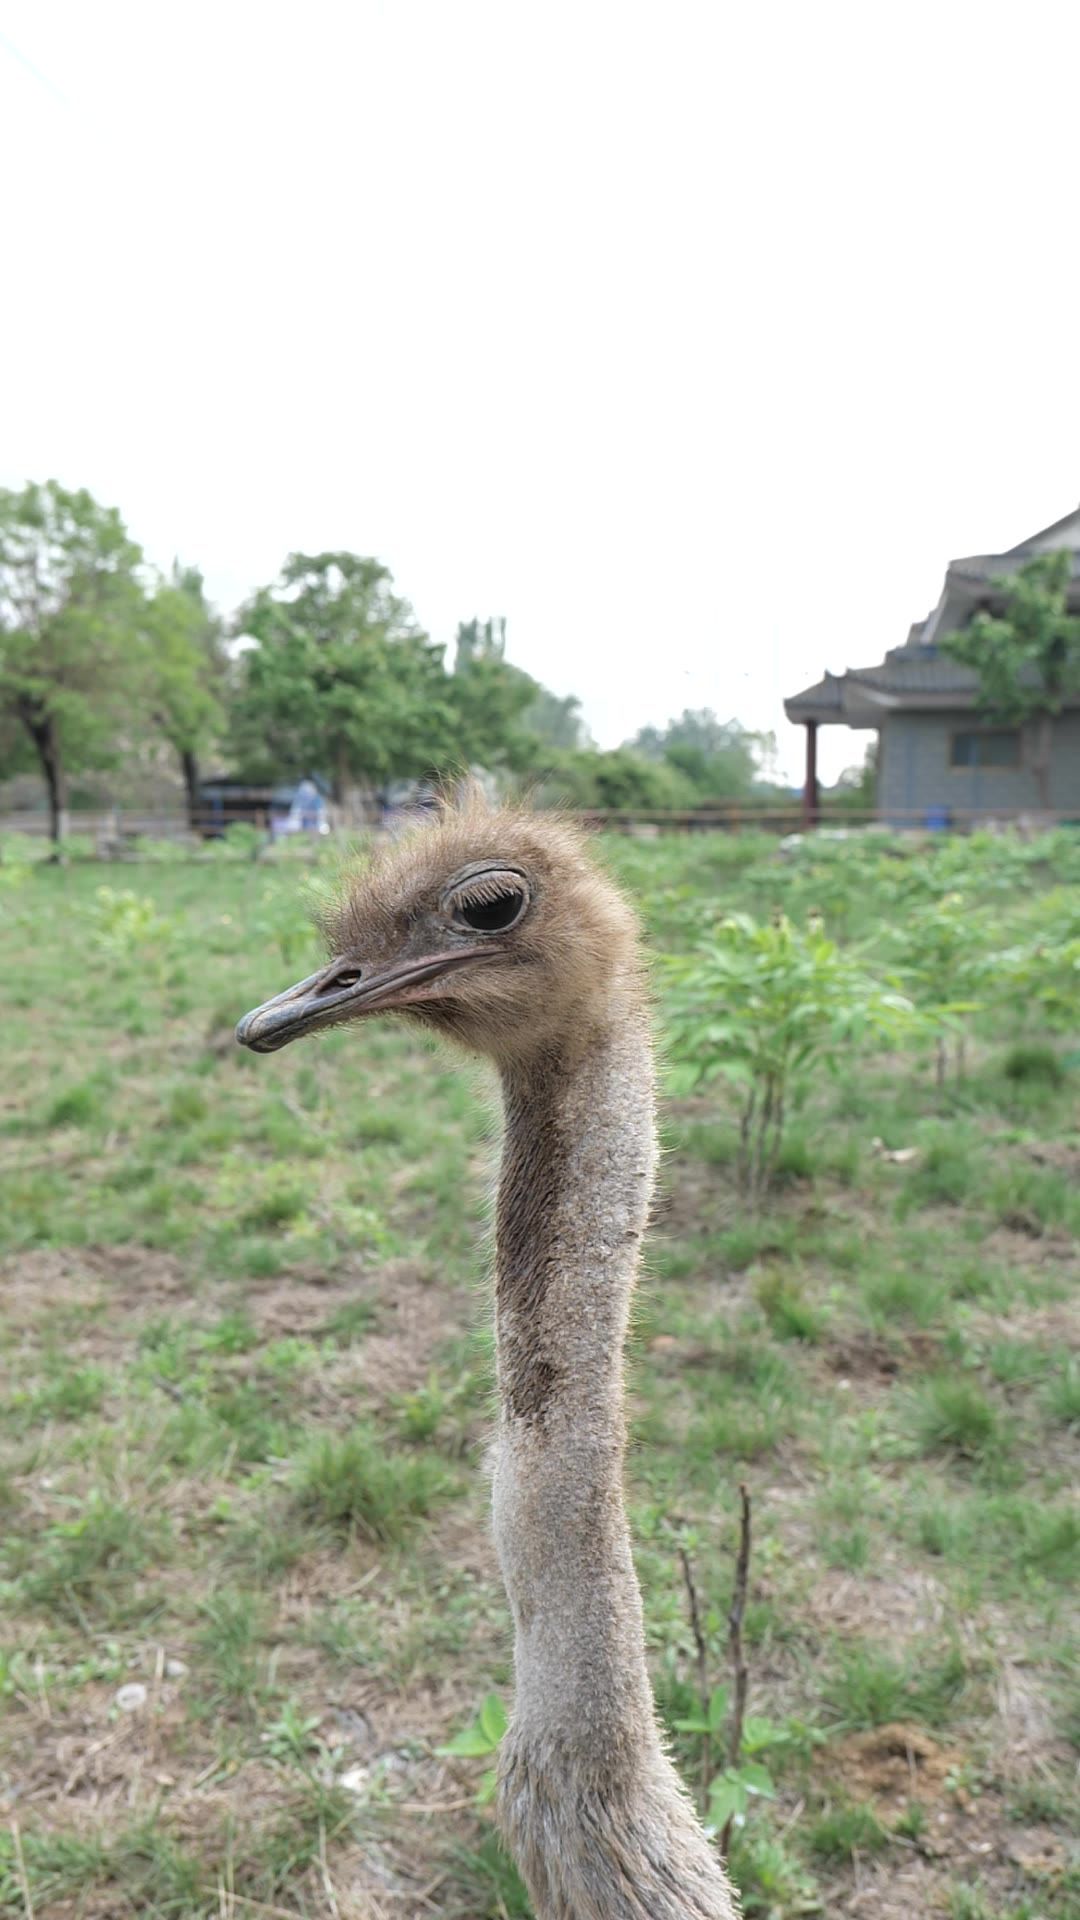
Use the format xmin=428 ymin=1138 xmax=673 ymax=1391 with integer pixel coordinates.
xmin=450 ymin=877 xmax=528 ymax=933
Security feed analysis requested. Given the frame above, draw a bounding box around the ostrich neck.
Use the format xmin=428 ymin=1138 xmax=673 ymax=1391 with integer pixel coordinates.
xmin=492 ymin=1000 xmax=660 ymax=1761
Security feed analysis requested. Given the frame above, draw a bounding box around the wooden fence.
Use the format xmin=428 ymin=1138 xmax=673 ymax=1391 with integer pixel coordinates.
xmin=2 ymin=804 xmax=1073 ymax=845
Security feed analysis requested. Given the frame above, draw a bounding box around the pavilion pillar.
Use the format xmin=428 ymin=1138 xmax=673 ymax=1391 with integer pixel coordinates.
xmin=801 ymin=720 xmax=819 ymax=828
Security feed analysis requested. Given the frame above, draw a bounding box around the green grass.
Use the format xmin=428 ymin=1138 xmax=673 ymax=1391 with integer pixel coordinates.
xmin=908 ymin=1373 xmax=1006 ymax=1464
xmin=821 ymin=1640 xmax=969 ymax=1730
xmin=1 ymin=829 xmax=1077 ymax=1917
xmin=291 ymin=1425 xmax=459 ymax=1539
xmin=806 ymin=1802 xmax=888 ymax=1861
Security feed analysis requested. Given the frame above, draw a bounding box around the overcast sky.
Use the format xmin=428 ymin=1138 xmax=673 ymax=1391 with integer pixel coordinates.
xmin=3 ymin=2 xmax=1079 ymax=783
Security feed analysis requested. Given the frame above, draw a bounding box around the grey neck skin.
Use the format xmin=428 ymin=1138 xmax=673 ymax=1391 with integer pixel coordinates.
xmin=489 ymin=996 xmax=740 ymax=1919
xmin=492 ymin=994 xmax=661 ymax=1767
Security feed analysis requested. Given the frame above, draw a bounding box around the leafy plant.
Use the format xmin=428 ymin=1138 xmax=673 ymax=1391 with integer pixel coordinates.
xmin=891 ymin=892 xmax=991 ymax=1087
xmin=262 ymin=1700 xmax=324 ymax=1765
xmin=436 ymin=1692 xmax=508 ymax=1803
xmin=90 ymin=885 xmax=170 ymax=956
xmin=665 ymin=911 xmax=915 ymax=1201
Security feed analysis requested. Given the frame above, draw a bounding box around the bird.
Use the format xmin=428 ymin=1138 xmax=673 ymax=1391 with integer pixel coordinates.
xmin=236 ymin=794 xmax=740 ymax=1920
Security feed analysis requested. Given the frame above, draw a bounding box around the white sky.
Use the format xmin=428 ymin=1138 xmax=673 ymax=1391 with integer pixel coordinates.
xmin=3 ymin=1 xmax=1079 ymax=784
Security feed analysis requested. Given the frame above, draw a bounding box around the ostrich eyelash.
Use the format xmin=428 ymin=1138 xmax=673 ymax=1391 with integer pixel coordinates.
xmin=454 ymin=876 xmax=521 ymax=907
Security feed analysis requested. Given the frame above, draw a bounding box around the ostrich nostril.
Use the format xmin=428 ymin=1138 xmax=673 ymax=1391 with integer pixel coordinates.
xmin=324 ymin=968 xmax=362 ymax=994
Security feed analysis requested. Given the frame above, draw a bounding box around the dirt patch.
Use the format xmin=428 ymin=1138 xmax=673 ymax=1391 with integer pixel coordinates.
xmin=968 ymin=1297 xmax=1080 ymax=1355
xmin=822 ymin=1330 xmax=902 ymax=1386
xmin=806 ymin=1567 xmax=945 ymax=1640
xmin=825 ymin=1721 xmax=962 ymax=1818
xmin=1026 ymin=1139 xmax=1080 ymax=1179
xmin=245 ymin=1259 xmax=474 ymax=1401
xmin=0 ymin=1244 xmax=188 ymax=1340
xmin=983 ymin=1222 xmax=1077 ymax=1268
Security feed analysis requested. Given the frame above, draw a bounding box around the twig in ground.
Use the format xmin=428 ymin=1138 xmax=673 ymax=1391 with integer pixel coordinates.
xmin=720 ymin=1483 xmax=752 ymax=1862
xmin=317 ymin=1821 xmax=341 ymax=1919
xmin=9 ymin=1819 xmax=34 ymax=1920
xmin=677 ymin=1543 xmax=711 ymax=1810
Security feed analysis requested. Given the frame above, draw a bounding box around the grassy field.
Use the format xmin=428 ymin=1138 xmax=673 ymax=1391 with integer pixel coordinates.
xmin=0 ymin=825 xmax=1078 ymax=1920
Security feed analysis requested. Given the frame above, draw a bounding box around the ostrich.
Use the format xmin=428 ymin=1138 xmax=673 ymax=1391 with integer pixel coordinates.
xmin=236 ymin=799 xmax=740 ymax=1920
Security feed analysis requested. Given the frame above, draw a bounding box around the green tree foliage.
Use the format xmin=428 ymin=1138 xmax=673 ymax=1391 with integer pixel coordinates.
xmin=143 ymin=564 xmax=226 ymax=827
xmin=449 ymin=618 xmax=543 ymax=772
xmin=453 ymin=617 xmax=587 ymax=761
xmin=943 ymin=552 xmax=1080 ymax=809
xmin=632 ymin=709 xmax=770 ymax=803
xmin=828 ymin=741 xmax=878 ymax=814
xmin=0 ymin=482 xmax=146 ymax=848
xmin=520 ymin=682 xmax=589 ymax=751
xmin=230 ymin=553 xmax=457 ymax=799
xmin=554 ymin=745 xmax=693 ymax=810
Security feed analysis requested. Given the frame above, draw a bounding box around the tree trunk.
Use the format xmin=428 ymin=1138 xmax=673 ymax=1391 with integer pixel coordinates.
xmin=1032 ymin=713 xmax=1053 ymax=815
xmin=180 ymin=746 xmax=200 ymax=833
xmin=19 ymin=705 xmax=68 ymax=856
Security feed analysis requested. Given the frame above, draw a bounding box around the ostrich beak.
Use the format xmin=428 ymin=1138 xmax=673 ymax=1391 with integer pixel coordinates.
xmin=235 ymin=948 xmax=494 ymax=1054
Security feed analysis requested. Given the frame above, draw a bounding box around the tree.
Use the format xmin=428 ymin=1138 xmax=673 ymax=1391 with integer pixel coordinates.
xmin=520 ymin=682 xmax=589 ymax=751
xmin=0 ymin=482 xmax=146 ymax=849
xmin=552 ymin=745 xmax=694 ymax=810
xmin=943 ymin=552 xmax=1080 ymax=812
xmin=231 ymin=553 xmax=457 ymax=798
xmin=452 ymin=618 xmax=588 ymax=759
xmin=829 ymin=740 xmax=878 ymax=814
xmin=144 ymin=563 xmax=226 ymax=828
xmin=630 ymin=709 xmax=768 ymax=802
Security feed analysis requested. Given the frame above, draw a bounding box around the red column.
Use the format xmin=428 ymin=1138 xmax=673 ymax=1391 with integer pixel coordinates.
xmin=802 ymin=721 xmax=819 ymax=828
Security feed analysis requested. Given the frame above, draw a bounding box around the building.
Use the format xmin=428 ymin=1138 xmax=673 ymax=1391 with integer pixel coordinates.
xmin=785 ymin=505 xmax=1080 ymax=826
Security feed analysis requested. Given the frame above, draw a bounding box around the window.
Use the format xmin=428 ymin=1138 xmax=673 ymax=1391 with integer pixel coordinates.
xmin=949 ymin=730 xmax=1021 ymax=769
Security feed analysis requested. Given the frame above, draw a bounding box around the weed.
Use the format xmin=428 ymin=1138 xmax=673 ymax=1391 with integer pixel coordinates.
xmin=823 ymin=1525 xmax=871 ymax=1571
xmin=323 ymin=1298 xmax=379 ymax=1345
xmin=909 ymin=1374 xmax=1003 ymax=1463
xmin=900 ymin=1134 xmax=979 ymax=1211
xmin=946 ymin=1887 xmax=995 ymax=1920
xmin=894 ymin=1801 xmax=926 ymax=1840
xmin=1003 ymin=1042 xmax=1064 ymax=1084
xmin=448 ymin=1833 xmax=532 ymax=1918
xmin=203 ymin=1309 xmax=259 ymax=1354
xmin=861 ymin=1265 xmax=946 ymax=1326
xmin=396 ymin=1372 xmax=455 ymax=1443
xmin=988 ymin=1339 xmax=1052 ymax=1387
xmin=755 ymin=1270 xmax=826 ymax=1342
xmin=234 ymin=1779 xmax=354 ymax=1902
xmin=292 ymin=1426 xmax=457 ymax=1539
xmin=1044 ymin=1359 xmax=1080 ymax=1428
xmin=31 ymin=1361 xmax=108 ymax=1422
xmin=262 ymin=1699 xmax=323 ymax=1765
xmin=807 ymin=1801 xmax=888 ymax=1861
xmin=725 ymin=1823 xmax=820 ymax=1917
xmin=46 ymin=1080 xmax=103 ymax=1127
xmin=15 ymin=1492 xmax=165 ymax=1624
xmin=822 ymin=1641 xmax=967 ymax=1730
xmin=193 ymin=1588 xmax=269 ymax=1714
xmin=167 ymin=1083 xmax=209 ymax=1125
xmin=239 ymin=1172 xmax=308 ymax=1229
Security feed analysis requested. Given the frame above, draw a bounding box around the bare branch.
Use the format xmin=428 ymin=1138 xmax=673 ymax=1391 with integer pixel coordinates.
xmin=677 ymin=1543 xmax=711 ymax=1809
xmin=720 ymin=1484 xmax=753 ymax=1860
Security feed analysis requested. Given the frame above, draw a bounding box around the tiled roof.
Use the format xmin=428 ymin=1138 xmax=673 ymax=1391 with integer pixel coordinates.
xmin=785 ymin=502 xmax=1080 ymax=724
xmin=785 ymin=673 xmax=845 ymax=714
xmin=853 ymin=655 xmax=980 ymax=694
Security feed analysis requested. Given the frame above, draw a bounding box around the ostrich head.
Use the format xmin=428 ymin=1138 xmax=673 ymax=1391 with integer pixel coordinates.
xmin=236 ymin=799 xmax=641 ymax=1068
